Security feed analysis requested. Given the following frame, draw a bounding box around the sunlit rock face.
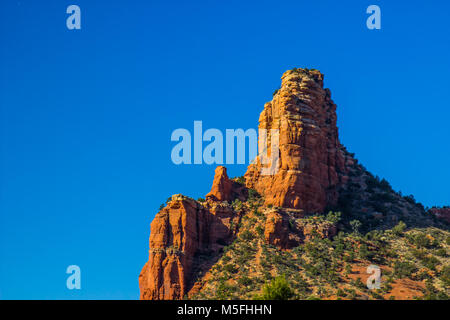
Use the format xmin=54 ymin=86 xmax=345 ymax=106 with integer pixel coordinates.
xmin=245 ymin=68 xmax=349 ymax=213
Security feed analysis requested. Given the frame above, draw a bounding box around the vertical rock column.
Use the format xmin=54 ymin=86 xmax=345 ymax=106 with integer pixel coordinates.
xmin=245 ymin=69 xmax=348 ymax=213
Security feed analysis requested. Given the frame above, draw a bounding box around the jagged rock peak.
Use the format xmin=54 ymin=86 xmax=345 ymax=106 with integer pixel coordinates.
xmin=206 ymin=166 xmax=233 ymax=201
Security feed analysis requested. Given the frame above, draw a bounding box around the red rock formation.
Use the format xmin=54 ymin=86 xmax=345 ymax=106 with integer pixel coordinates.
xmin=264 ymin=209 xmax=337 ymax=249
xmin=206 ymin=166 xmax=233 ymax=201
xmin=140 ymin=69 xmax=351 ymax=299
xmin=139 ymin=68 xmax=445 ymax=300
xmin=264 ymin=210 xmax=291 ymax=248
xmin=245 ymin=69 xmax=348 ymax=213
xmin=139 ymin=168 xmax=244 ymax=300
xmin=139 ymin=196 xmax=205 ymax=299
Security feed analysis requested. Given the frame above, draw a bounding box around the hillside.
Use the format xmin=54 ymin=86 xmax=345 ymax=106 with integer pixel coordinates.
xmin=139 ymin=68 xmax=449 ymax=300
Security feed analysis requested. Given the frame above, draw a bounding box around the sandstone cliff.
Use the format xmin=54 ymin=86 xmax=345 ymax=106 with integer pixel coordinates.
xmin=245 ymin=68 xmax=349 ymax=213
xmin=139 ymin=167 xmax=244 ymax=299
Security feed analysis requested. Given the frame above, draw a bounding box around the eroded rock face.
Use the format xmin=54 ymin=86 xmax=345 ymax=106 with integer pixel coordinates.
xmin=139 ymin=196 xmax=207 ymax=300
xmin=264 ymin=210 xmax=291 ymax=248
xmin=139 ymin=176 xmax=244 ymax=299
xmin=245 ymin=69 xmax=349 ymax=213
xmin=205 ymin=166 xmax=243 ymax=202
xmin=264 ymin=209 xmax=337 ymax=249
xmin=206 ymin=166 xmax=233 ymax=201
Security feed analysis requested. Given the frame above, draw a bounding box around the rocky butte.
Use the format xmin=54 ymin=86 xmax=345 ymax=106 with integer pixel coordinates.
xmin=139 ymin=68 xmax=449 ymax=300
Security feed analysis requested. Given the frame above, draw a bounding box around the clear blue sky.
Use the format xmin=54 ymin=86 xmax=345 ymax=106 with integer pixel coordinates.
xmin=1 ymin=0 xmax=449 ymax=299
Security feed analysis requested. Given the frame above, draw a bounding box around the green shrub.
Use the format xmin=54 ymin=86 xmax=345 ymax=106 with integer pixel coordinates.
xmin=237 ymin=275 xmax=253 ymax=287
xmin=353 ymin=277 xmax=366 ymax=290
xmin=326 ymin=211 xmax=342 ymax=224
xmin=359 ymin=244 xmax=371 ymax=260
xmin=255 ymin=225 xmax=264 ymax=236
xmin=392 ymin=221 xmax=406 ymax=236
xmin=216 ymin=280 xmax=233 ymax=299
xmin=248 ymin=188 xmax=260 ymax=200
xmin=336 ymin=288 xmax=346 ymax=297
xmin=234 ymin=176 xmax=245 ymax=184
xmin=369 ymin=290 xmax=384 ymax=300
xmin=422 ymin=279 xmax=449 ymax=300
xmin=240 ymin=230 xmax=254 ymax=241
xmin=393 ymin=261 xmax=417 ymax=278
xmin=422 ymin=255 xmax=440 ymax=271
xmin=257 ymin=275 xmax=294 ymax=300
xmin=345 ymin=288 xmax=357 ymax=300
xmin=345 ymin=264 xmax=352 ymax=275
xmin=253 ymin=208 xmax=263 ymax=218
xmin=435 ymin=248 xmax=447 ymax=257
xmin=232 ymin=199 xmax=243 ymax=211
xmin=223 ymin=263 xmax=238 ymax=274
xmin=440 ymin=265 xmax=450 ymax=287
xmin=408 ymin=233 xmax=438 ymax=248
xmin=350 ymin=220 xmax=362 ymax=234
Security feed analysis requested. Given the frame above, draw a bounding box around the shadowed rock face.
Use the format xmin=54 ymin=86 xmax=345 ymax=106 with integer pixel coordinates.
xmin=245 ymin=69 xmax=349 ymax=213
xmin=429 ymin=207 xmax=450 ymax=224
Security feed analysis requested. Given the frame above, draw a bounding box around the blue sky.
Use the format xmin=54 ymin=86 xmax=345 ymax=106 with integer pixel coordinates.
xmin=1 ymin=0 xmax=449 ymax=299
